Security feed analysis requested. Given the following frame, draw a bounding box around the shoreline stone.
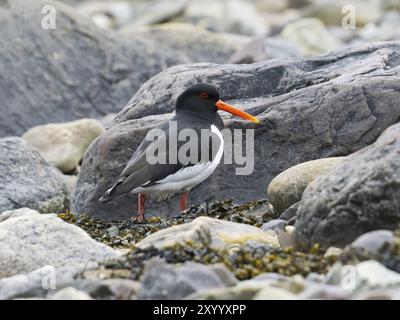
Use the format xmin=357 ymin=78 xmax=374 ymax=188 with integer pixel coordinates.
xmin=295 ymin=123 xmax=400 ymax=249
xmin=136 ymin=216 xmax=279 ymax=250
xmin=267 ymin=157 xmax=346 ymax=213
xmin=0 ymin=137 xmax=69 ymax=213
xmin=22 ymin=119 xmax=105 ymax=173
xmin=0 ymin=208 xmax=119 ymax=277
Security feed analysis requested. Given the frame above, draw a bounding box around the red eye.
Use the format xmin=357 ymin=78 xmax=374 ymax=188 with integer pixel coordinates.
xmin=199 ymin=92 xmax=209 ymax=99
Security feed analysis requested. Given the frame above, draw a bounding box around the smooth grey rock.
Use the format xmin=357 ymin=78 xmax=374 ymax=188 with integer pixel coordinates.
xmin=0 ymin=137 xmax=69 ymax=213
xmin=353 ymin=288 xmax=400 ymax=300
xmin=276 ymin=227 xmax=295 ymax=248
xmin=249 ymin=272 xmax=291 ymax=283
xmin=297 ymin=283 xmax=352 ymax=299
xmin=77 ymin=0 xmax=186 ymax=29
xmin=360 ymin=11 xmax=400 ymax=42
xmin=206 ymin=264 xmax=239 ymax=287
xmin=0 ymin=266 xmax=81 ymax=300
xmin=253 ymin=286 xmax=295 ymax=300
xmin=122 ymin=0 xmax=187 ymax=28
xmin=107 ymin=226 xmax=120 ymax=238
xmin=77 ymin=1 xmax=136 ymax=29
xmin=137 ymin=259 xmax=235 ymax=300
xmin=267 ymin=157 xmax=346 ymax=213
xmin=120 ymin=23 xmax=249 ymax=64
xmin=0 ymin=0 xmax=188 ymax=137
xmin=186 ymin=285 xmax=260 ymax=300
xmin=228 ymin=37 xmax=302 ymax=64
xmin=325 ymin=260 xmax=400 ymax=292
xmin=182 ymin=0 xmax=266 ymax=36
xmin=73 ymin=42 xmax=400 ymax=220
xmin=327 ymin=26 xmax=358 ymax=44
xmin=349 ymin=230 xmax=395 ymax=255
xmin=0 ymin=208 xmax=119 ymax=277
xmin=241 ymin=201 xmax=275 ymax=224
xmin=102 ymin=279 xmax=140 ymax=299
xmin=261 ymin=219 xmax=287 ymax=232
xmin=302 ymin=0 xmax=383 ymax=27
xmin=98 ymin=113 xmax=118 ymax=130
xmin=136 ymin=216 xmax=279 ymax=250
xmin=189 ymin=273 xmax=298 ymax=300
xmin=280 ymin=18 xmax=343 ymax=56
xmin=324 ymin=247 xmax=343 ymax=259
xmin=279 ymin=202 xmax=300 ymax=222
xmin=384 ymin=0 xmax=400 ymax=10
xmin=61 ymin=174 xmax=78 ymax=199
xmin=22 ymin=119 xmax=105 ymax=173
xmin=295 ymin=123 xmax=400 ymax=249
xmin=54 ymin=278 xmax=115 ymax=299
xmin=255 ymin=0 xmax=292 ymax=11
xmin=50 ymin=287 xmax=93 ymax=300
xmin=305 ymin=272 xmax=325 ymax=283
xmin=0 ymin=270 xmax=139 ymax=300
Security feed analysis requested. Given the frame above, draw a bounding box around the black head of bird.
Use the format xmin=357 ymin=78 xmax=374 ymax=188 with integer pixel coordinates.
xmin=175 ymin=83 xmax=259 ymax=123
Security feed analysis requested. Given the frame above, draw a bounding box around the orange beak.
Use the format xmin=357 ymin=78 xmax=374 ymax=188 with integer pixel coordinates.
xmin=215 ymin=100 xmax=259 ymax=123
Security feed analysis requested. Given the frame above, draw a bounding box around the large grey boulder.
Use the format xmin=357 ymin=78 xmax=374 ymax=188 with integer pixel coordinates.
xmin=137 ymin=259 xmax=237 ymax=300
xmin=228 ymin=37 xmax=302 ymax=64
xmin=181 ymin=0 xmax=266 ymax=36
xmin=73 ymin=42 xmax=400 ymax=220
xmin=0 ymin=265 xmax=139 ymax=299
xmin=325 ymin=260 xmax=400 ymax=292
xmin=120 ymin=23 xmax=250 ymax=64
xmin=0 ymin=137 xmax=69 ymax=213
xmin=76 ymin=0 xmax=188 ymax=30
xmin=280 ymin=18 xmax=343 ymax=56
xmin=349 ymin=230 xmax=396 ymax=256
xmin=294 ymin=122 xmax=400 ymax=249
xmin=0 ymin=266 xmax=81 ymax=299
xmin=0 ymin=208 xmax=119 ymax=277
xmin=110 ymin=0 xmax=187 ymax=29
xmin=22 ymin=119 xmax=105 ymax=173
xmin=0 ymin=0 xmax=188 ymax=137
xmin=50 ymin=287 xmax=94 ymax=300
xmin=267 ymin=157 xmax=346 ymax=213
xmin=360 ymin=11 xmax=400 ymax=42
xmin=136 ymin=216 xmax=279 ymax=250
xmin=302 ymin=0 xmax=384 ymax=27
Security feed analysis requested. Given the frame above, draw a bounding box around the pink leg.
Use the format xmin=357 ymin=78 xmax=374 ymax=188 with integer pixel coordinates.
xmin=179 ymin=192 xmax=189 ymax=213
xmin=138 ymin=193 xmax=146 ymax=222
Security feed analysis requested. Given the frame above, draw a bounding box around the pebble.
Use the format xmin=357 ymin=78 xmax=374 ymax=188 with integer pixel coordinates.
xmin=50 ymin=287 xmax=93 ymax=300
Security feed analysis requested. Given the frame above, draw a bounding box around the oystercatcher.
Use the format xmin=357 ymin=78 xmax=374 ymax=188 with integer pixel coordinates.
xmin=99 ymin=83 xmax=259 ymax=221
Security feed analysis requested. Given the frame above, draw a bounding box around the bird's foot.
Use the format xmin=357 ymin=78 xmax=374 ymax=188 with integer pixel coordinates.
xmin=137 ymin=212 xmax=146 ymax=223
xmin=130 ymin=214 xmax=146 ymax=224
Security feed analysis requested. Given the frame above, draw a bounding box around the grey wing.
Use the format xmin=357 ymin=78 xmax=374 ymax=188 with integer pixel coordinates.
xmin=121 ymin=119 xmax=171 ymax=175
xmin=99 ymin=121 xmax=184 ymax=201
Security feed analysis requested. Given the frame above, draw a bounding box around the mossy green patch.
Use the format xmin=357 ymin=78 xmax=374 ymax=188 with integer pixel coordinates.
xmin=85 ymin=243 xmax=336 ymax=281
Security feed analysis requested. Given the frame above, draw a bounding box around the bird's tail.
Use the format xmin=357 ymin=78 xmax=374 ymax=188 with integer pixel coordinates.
xmin=98 ymin=179 xmax=124 ymax=202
